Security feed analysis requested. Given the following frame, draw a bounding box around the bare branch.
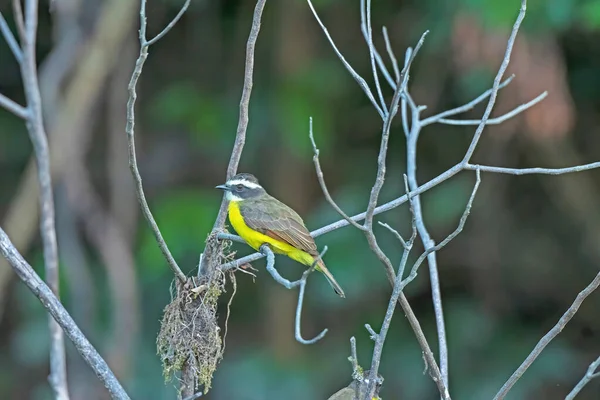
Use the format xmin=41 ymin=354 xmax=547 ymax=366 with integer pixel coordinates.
xmin=310 ymin=118 xmax=367 ymax=231
xmin=493 ymin=271 xmax=600 ymax=400
xmin=433 ymin=91 xmax=547 ymax=126
xmin=295 ymin=252 xmax=329 ymax=345
xmin=201 ymin=0 xmax=268 ymax=280
xmin=306 ymin=0 xmax=384 ymax=119
xmin=420 ymin=75 xmax=515 ymax=126
xmin=402 ymin=169 xmax=481 ymax=288
xmin=0 ymin=93 xmax=28 ymax=119
xmin=377 ymin=176 xmax=417 ymax=255
xmin=378 ymin=221 xmax=407 ymax=249
xmin=361 ymin=0 xmax=387 ymax=115
xmin=126 ymin=0 xmax=188 ymax=283
xmin=12 ymin=0 xmax=70 ymax=396
xmin=365 ymin=236 xmax=425 ymax=399
xmin=465 ymin=162 xmax=600 ymax=175
xmin=0 ymin=228 xmax=130 ymax=399
xmin=260 ymin=244 xmax=328 ymax=344
xmin=364 ymin=31 xmax=428 ymax=229
xmin=146 ymin=0 xmax=192 ymax=46
xmin=462 ymin=0 xmax=528 ymax=163
xmin=0 ymin=11 xmax=23 ymax=62
xmin=565 ymin=356 xmax=600 ymax=400
xmin=12 ymin=0 xmax=25 ymax=42
xmin=382 ymin=27 xmax=400 ymax=83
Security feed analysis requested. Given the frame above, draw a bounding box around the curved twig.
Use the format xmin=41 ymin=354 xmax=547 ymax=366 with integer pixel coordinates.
xmin=259 ymin=244 xmax=329 ymax=344
xmin=126 ymin=0 xmax=189 ymax=283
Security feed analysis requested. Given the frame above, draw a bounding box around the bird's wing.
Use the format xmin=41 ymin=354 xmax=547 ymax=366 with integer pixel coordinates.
xmin=240 ymin=197 xmax=317 ymax=254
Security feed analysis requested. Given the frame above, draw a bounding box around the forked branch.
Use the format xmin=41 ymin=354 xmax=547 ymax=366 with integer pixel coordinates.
xmin=565 ymin=355 xmax=600 ymax=400
xmin=0 ymin=2 xmax=68 ymax=397
xmin=126 ymin=0 xmax=192 ymax=283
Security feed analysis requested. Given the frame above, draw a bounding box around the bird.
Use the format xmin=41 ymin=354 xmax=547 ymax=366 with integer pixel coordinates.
xmin=216 ymin=173 xmax=345 ymax=298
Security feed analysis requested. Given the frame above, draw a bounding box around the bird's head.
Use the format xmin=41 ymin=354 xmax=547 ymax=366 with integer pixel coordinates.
xmin=216 ymin=173 xmax=266 ymax=202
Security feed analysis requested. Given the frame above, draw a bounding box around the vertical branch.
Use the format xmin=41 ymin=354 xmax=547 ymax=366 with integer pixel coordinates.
xmin=17 ymin=0 xmax=69 ymax=397
xmin=405 ymin=96 xmax=450 ymax=389
xmin=209 ymin=0 xmax=268 ymax=232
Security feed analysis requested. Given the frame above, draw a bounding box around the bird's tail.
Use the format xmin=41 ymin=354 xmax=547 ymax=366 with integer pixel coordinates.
xmin=315 ymin=259 xmax=345 ymax=298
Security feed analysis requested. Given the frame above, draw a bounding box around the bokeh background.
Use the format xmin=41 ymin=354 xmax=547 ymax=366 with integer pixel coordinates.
xmin=1 ymin=0 xmax=600 ymax=399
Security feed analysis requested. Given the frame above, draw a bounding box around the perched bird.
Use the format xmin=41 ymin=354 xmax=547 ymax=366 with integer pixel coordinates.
xmin=216 ymin=173 xmax=345 ymax=297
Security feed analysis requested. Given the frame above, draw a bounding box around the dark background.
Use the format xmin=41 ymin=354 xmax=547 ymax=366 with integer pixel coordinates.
xmin=1 ymin=0 xmax=600 ymax=399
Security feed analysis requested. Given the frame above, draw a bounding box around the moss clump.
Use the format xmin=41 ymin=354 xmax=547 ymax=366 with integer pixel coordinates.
xmin=157 ymin=232 xmax=234 ymax=394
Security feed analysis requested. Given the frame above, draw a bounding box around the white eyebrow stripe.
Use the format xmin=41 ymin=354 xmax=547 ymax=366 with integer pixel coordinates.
xmin=226 ymin=179 xmax=261 ymax=189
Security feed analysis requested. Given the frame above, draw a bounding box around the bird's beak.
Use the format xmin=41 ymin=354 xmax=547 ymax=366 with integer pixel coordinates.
xmin=215 ymin=184 xmax=230 ymax=191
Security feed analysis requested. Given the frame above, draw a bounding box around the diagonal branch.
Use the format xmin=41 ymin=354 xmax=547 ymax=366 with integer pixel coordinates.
xmin=0 ymin=93 xmax=28 ymax=119
xmin=462 ymin=0 xmax=528 ymax=163
xmin=433 ymin=91 xmax=547 ymax=126
xmin=0 ymin=227 xmax=130 ymax=399
xmin=0 ymin=10 xmax=23 ymax=62
xmin=310 ymin=118 xmax=367 ymax=232
xmin=401 ymin=169 xmax=481 ymax=288
xmin=306 ymin=0 xmax=384 ymax=119
xmin=493 ymin=271 xmax=600 ymax=400
xmin=419 ymin=75 xmax=515 ymax=126
xmin=565 ymin=355 xmax=600 ymax=400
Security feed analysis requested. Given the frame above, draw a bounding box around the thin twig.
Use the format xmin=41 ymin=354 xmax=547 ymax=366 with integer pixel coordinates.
xmin=12 ymin=0 xmax=25 ymax=42
xmin=365 ymin=233 xmax=422 ymax=399
xmin=465 ymin=163 xmax=600 ymax=175
xmin=382 ymin=27 xmax=400 ymax=83
xmin=146 ymin=0 xmax=191 ymax=46
xmin=0 ymin=228 xmax=130 ymax=399
xmin=260 ymin=244 xmax=328 ymax=344
xmin=462 ymin=0 xmax=528 ymax=163
xmin=419 ymin=75 xmax=515 ymax=126
xmin=565 ymin=355 xmax=600 ymax=400
xmin=125 ymin=0 xmax=189 ymax=283
xmin=378 ymin=221 xmax=407 ymax=249
xmin=17 ymin=0 xmax=69 ymax=397
xmin=493 ymin=271 xmax=600 ymax=400
xmin=361 ymin=0 xmax=387 ymax=115
xmin=349 ymin=337 xmax=360 ymax=400
xmin=434 ymin=92 xmax=547 ymax=126
xmin=0 ymin=11 xmax=23 ymax=62
xmin=364 ymin=32 xmax=428 ymax=229
xmin=401 ymin=169 xmax=481 ymax=288
xmin=310 ymin=118 xmax=366 ymax=231
xmin=306 ymin=0 xmax=384 ymax=119
xmin=0 ymin=93 xmax=28 ymax=119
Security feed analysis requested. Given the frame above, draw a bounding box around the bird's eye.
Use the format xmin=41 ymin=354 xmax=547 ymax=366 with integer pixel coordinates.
xmin=235 ymin=184 xmax=244 ymax=192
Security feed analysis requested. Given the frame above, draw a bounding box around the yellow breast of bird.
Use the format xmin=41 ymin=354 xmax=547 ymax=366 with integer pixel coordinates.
xmin=227 ymin=201 xmax=314 ymax=265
